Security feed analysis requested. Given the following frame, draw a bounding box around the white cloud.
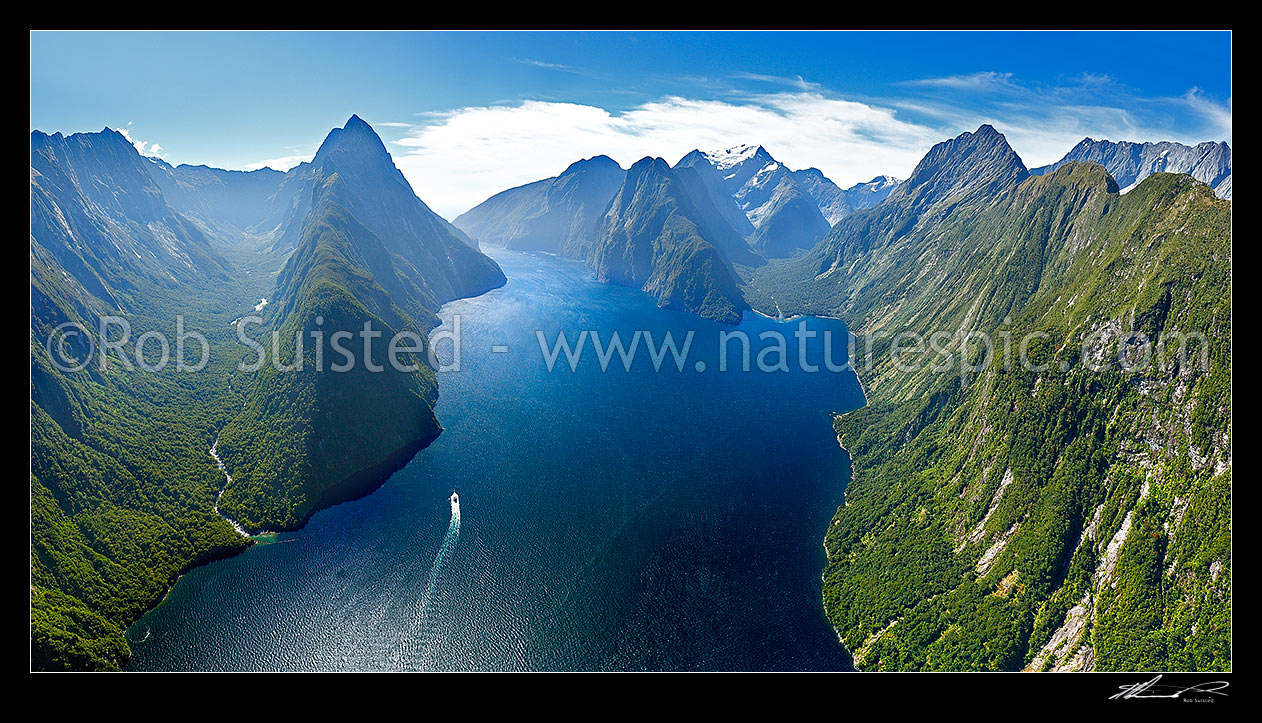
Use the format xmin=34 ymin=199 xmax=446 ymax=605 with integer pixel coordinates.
xmin=244 ymin=154 xmax=310 ymax=172
xmin=901 ymin=71 xmax=1016 ymax=90
xmin=729 ymin=72 xmax=822 ymax=92
xmin=118 ymin=126 xmax=166 ymax=159
xmin=512 ymin=58 xmax=591 ymax=75
xmin=198 ymin=73 xmax=1231 ymax=221
xmin=1177 ymin=88 xmax=1232 ymax=140
xmin=391 ymin=93 xmax=940 ymax=218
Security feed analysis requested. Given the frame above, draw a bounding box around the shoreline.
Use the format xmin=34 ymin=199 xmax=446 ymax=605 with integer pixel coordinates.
xmin=825 ymin=425 xmax=864 ymax=670
xmin=820 ymin=338 xmax=872 ymax=670
xmin=748 ymin=307 xmax=844 ymax=323
xmin=126 ymin=431 xmax=441 ymax=667
xmin=122 ymin=278 xmax=501 ymax=670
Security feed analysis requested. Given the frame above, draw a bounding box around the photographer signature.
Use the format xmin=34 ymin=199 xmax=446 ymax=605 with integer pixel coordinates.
xmin=1111 ymin=675 xmax=1229 ymax=700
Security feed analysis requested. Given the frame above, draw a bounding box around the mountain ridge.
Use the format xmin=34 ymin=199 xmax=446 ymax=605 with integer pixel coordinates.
xmin=454 ymin=154 xmax=625 ymax=255
xmin=30 ymin=116 xmax=504 ymax=670
xmin=747 ymin=125 xmax=1231 ymax=671
xmin=589 ymin=156 xmax=749 ymax=323
xmin=1032 ymin=137 xmax=1231 ymax=199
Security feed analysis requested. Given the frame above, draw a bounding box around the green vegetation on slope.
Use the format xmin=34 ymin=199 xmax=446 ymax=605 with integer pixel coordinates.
xmin=31 ymin=270 xmax=262 ymax=670
xmin=31 ymin=117 xmax=505 ymax=669
xmin=752 ymin=129 xmax=1230 ymax=672
xmin=591 ymin=157 xmax=749 ymax=323
xmin=215 ymin=179 xmax=447 ymax=531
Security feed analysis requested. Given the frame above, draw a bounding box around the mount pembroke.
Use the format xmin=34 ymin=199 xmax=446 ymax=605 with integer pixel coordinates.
xmin=30 ymin=116 xmax=503 ymax=670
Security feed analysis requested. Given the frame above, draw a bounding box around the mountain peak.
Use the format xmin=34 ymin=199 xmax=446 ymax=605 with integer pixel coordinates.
xmin=895 ymin=125 xmax=1027 ymax=204
xmin=562 ymin=155 xmax=622 ymax=176
xmin=962 ymin=124 xmax=1013 ymax=150
xmin=628 ymin=156 xmax=671 ymax=174
xmin=99 ymin=127 xmax=133 ymax=148
xmin=703 ymin=144 xmax=770 ymax=171
xmin=344 ymin=114 xmax=372 ymax=132
xmin=313 ymin=115 xmax=390 ymax=169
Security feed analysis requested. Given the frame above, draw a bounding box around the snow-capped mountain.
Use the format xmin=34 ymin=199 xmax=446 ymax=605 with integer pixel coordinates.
xmin=675 ymin=145 xmax=902 ymax=257
xmin=841 ymin=175 xmax=901 ymax=211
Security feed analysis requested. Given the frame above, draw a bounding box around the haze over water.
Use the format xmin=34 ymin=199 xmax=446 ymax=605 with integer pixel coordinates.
xmin=128 ymin=247 xmax=864 ymax=671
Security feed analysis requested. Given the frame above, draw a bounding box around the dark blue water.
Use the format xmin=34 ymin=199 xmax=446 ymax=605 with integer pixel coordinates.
xmin=127 ymin=247 xmax=864 ymax=671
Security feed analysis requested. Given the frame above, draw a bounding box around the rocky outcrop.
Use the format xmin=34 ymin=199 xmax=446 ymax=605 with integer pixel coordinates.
xmin=1033 ymin=138 xmax=1231 ymax=199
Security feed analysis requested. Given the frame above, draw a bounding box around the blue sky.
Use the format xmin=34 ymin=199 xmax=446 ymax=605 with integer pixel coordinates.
xmin=30 ymin=31 xmax=1232 ymax=217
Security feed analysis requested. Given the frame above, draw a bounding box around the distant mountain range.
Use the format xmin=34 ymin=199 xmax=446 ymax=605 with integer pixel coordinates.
xmin=679 ymin=144 xmax=900 ymax=255
xmin=31 ymin=128 xmax=234 ymax=309
xmin=456 ymin=145 xmax=901 ymax=321
xmin=1032 ymin=138 xmax=1231 ymax=199
xmin=458 ymin=133 xmax=1232 ymax=329
xmin=453 ymin=155 xmax=625 ymax=256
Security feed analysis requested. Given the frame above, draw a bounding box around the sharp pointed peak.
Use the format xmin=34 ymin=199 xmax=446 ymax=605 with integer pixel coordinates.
xmin=958 ymin=124 xmax=1011 ymax=147
xmin=99 ymin=126 xmax=130 ymax=142
xmin=673 ymin=149 xmax=713 ymax=169
xmin=942 ymin=124 xmax=1017 ymax=152
xmin=313 ymin=114 xmax=391 ymax=168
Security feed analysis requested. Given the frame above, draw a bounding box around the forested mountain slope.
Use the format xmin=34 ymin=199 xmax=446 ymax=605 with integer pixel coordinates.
xmin=215 ymin=117 xmax=504 ymax=530
xmin=589 ymin=157 xmax=749 ymax=323
xmin=749 ymin=125 xmax=1231 ymax=670
xmin=30 ymin=117 xmax=504 ymax=670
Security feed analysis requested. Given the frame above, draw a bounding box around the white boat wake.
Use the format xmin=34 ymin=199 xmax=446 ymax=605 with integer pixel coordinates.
xmin=397 ymin=491 xmax=461 ymax=669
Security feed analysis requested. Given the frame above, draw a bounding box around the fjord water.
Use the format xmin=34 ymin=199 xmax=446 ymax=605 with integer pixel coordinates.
xmin=127 ymin=247 xmax=863 ymax=671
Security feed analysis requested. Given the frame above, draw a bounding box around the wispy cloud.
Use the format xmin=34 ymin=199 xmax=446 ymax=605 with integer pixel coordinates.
xmin=901 ymin=71 xmax=1016 ymax=90
xmin=730 ymin=72 xmax=821 ymax=92
xmin=512 ymin=57 xmax=591 ymax=76
xmin=1177 ymin=88 xmax=1232 ymax=138
xmin=889 ymin=70 xmax=1232 ymax=167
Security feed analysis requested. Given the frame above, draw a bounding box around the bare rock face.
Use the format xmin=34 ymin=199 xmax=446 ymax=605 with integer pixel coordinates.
xmin=677 ymin=145 xmax=902 ymax=258
xmin=1033 ymin=138 xmax=1232 ymax=199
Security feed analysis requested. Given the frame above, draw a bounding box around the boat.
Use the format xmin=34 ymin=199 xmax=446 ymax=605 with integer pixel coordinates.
xmin=450 ymin=491 xmax=459 ymax=504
